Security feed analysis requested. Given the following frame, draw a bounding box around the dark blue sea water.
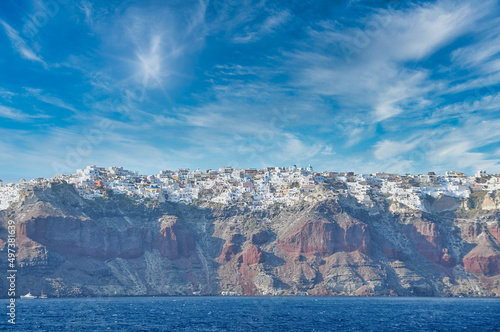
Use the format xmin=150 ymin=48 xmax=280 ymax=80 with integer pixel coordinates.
xmin=2 ymin=296 xmax=500 ymax=331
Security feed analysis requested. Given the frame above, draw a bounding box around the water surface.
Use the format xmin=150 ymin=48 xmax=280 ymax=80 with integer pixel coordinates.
xmin=2 ymin=296 xmax=500 ymax=331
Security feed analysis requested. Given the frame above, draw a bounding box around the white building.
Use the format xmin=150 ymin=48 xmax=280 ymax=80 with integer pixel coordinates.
xmin=475 ymin=170 xmax=487 ymax=178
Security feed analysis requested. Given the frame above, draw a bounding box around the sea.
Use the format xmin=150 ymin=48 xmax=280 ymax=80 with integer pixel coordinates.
xmin=2 ymin=296 xmax=500 ymax=331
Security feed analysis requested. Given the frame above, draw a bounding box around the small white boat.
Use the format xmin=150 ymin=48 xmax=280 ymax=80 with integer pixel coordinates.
xmin=40 ymin=292 xmax=47 ymax=299
xmin=20 ymin=292 xmax=37 ymax=299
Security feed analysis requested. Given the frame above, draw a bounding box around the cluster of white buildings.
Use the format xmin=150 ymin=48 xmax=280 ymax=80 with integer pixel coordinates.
xmin=0 ymin=181 xmax=21 ymax=210
xmin=1 ymin=166 xmax=499 ymax=212
xmin=345 ymin=170 xmax=499 ymax=211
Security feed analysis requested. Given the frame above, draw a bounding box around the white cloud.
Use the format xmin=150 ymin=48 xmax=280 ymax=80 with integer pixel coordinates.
xmin=368 ymin=116 xmax=500 ymax=175
xmin=0 ymin=105 xmax=49 ymax=121
xmin=376 ymin=1 xmax=482 ymax=61
xmin=421 ymin=118 xmax=500 ymax=173
xmin=78 ymin=0 xmax=94 ymax=26
xmin=373 ymin=138 xmax=420 ymax=161
xmin=286 ymin=0 xmax=495 ymax=130
xmin=260 ymin=133 xmax=327 ymax=167
xmin=136 ymin=35 xmax=164 ymax=87
xmin=80 ymin=1 xmax=210 ymax=96
xmin=24 ymin=88 xmax=78 ymax=113
xmin=320 ymin=146 xmax=335 ymax=156
xmin=0 ymin=105 xmax=30 ymax=121
xmin=445 ymin=72 xmax=500 ymax=95
xmin=232 ymin=9 xmax=292 ymax=43
xmin=450 ymin=11 xmax=500 ymax=72
xmin=0 ymin=89 xmax=15 ymax=101
xmin=0 ymin=20 xmax=47 ymax=67
xmin=425 ymin=91 xmax=500 ymax=125
xmin=0 ymin=125 xmax=173 ymax=181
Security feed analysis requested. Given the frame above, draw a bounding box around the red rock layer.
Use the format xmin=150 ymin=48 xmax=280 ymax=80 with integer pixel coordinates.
xmin=405 ymin=221 xmax=455 ymax=267
xmin=155 ymin=219 xmax=197 ymax=260
xmin=238 ymin=245 xmax=265 ymax=265
xmin=277 ymin=220 xmax=371 ymax=256
xmin=463 ymin=236 xmax=500 ymax=277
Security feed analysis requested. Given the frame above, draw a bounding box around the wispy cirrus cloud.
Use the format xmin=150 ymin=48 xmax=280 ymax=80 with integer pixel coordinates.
xmin=78 ymin=0 xmax=94 ymax=26
xmin=429 ymin=118 xmax=500 ymax=172
xmin=0 ymin=105 xmax=31 ymax=121
xmin=0 ymin=89 xmax=16 ymax=101
xmin=373 ymin=138 xmax=421 ymax=161
xmin=0 ymin=105 xmax=49 ymax=121
xmin=287 ymin=0 xmax=494 ymax=125
xmin=0 ymin=19 xmax=46 ymax=67
xmin=232 ymin=9 xmax=292 ymax=43
xmin=24 ymin=88 xmax=78 ymax=113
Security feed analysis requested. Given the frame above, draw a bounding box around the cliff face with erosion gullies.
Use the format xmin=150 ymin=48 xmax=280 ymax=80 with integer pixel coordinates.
xmin=1 ymin=183 xmax=500 ymax=297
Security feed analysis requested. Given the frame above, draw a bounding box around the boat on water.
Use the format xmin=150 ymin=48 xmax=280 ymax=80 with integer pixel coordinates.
xmin=40 ymin=291 xmax=47 ymax=299
xmin=20 ymin=292 xmax=37 ymax=299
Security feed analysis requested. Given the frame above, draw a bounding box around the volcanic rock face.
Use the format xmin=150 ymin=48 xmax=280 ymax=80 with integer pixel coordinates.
xmin=250 ymin=230 xmax=269 ymax=245
xmin=1 ymin=183 xmax=500 ymax=297
xmin=219 ymin=243 xmax=240 ymax=263
xmin=463 ymin=234 xmax=500 ymax=276
xmin=489 ymin=222 xmax=500 ymax=244
xmin=18 ymin=216 xmax=152 ymax=259
xmin=239 ymin=245 xmax=265 ymax=265
xmin=404 ymin=220 xmax=456 ymax=267
xmin=278 ymin=218 xmax=370 ymax=256
xmin=481 ymin=192 xmax=500 ymax=210
xmin=461 ymin=223 xmax=482 ymax=241
xmin=156 ymin=216 xmax=197 ymax=260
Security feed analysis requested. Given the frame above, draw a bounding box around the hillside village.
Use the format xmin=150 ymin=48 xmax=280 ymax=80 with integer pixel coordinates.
xmin=1 ymin=166 xmax=499 ymax=212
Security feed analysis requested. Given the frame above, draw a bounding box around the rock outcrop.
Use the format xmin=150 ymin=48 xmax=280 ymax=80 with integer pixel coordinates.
xmin=463 ymin=234 xmax=500 ymax=276
xmin=278 ymin=218 xmax=371 ymax=256
xmin=156 ymin=216 xmax=197 ymax=260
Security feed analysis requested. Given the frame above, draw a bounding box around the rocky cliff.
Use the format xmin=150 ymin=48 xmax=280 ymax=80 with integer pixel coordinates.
xmin=1 ymin=183 xmax=499 ymax=297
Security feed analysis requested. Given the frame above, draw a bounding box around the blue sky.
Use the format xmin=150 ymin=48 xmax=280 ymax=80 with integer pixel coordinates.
xmin=1 ymin=0 xmax=500 ymax=182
